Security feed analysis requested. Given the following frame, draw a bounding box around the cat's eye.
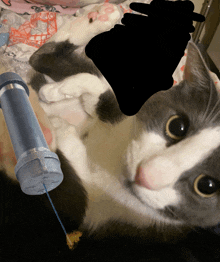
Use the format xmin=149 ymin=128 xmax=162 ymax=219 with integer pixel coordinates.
xmin=165 ymin=115 xmax=189 ymax=140
xmin=194 ymin=174 xmax=219 ymax=198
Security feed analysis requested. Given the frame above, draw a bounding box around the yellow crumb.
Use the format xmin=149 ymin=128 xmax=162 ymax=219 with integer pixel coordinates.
xmin=66 ymin=231 xmax=82 ymax=250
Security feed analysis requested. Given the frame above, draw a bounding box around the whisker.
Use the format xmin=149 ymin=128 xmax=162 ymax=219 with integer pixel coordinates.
xmin=200 ymin=76 xmax=220 ymax=124
xmin=133 ymin=114 xmax=137 ymax=138
xmin=205 ymin=98 xmax=220 ymax=123
xmin=201 ymin=81 xmax=218 ymax=123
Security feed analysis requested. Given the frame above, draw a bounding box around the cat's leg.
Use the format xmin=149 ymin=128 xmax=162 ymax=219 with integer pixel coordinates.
xmin=49 ymin=116 xmax=91 ymax=182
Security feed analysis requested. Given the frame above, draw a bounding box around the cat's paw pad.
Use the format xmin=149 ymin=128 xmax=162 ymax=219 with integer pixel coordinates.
xmin=87 ymin=3 xmax=122 ymax=25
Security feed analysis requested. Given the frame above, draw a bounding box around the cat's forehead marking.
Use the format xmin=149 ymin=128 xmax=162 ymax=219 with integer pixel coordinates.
xmin=138 ymin=127 xmax=220 ymax=191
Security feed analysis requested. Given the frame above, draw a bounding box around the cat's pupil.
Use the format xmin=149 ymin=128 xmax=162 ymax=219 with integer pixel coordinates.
xmin=166 ymin=115 xmax=189 ymax=140
xmin=197 ymin=176 xmax=218 ymax=195
xmin=194 ymin=174 xmax=219 ymax=197
xmin=169 ymin=118 xmax=186 ymax=137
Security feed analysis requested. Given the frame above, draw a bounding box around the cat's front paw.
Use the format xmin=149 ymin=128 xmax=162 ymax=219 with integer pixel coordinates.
xmin=39 ymin=73 xmax=108 ymax=121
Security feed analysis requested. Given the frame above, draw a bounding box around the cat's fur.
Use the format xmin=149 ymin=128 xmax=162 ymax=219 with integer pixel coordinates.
xmin=27 ymin=3 xmax=220 ymax=245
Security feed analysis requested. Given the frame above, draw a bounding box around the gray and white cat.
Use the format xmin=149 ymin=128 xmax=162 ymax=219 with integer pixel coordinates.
xmin=28 ymin=5 xmax=220 ymax=242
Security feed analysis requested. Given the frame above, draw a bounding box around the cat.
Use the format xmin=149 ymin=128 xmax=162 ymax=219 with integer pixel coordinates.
xmin=1 ymin=3 xmax=220 ymax=261
xmin=27 ymin=2 xmax=220 ymax=243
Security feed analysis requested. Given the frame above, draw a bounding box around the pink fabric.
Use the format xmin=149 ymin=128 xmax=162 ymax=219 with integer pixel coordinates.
xmin=29 ymin=0 xmax=80 ymax=7
xmin=0 ymin=0 xmax=135 ymax=15
xmin=0 ymin=0 xmax=80 ymax=15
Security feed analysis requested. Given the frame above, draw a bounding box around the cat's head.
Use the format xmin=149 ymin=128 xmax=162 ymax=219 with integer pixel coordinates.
xmin=125 ymin=40 xmax=220 ymax=228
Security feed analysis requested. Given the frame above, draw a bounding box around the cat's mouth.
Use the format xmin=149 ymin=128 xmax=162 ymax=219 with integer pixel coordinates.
xmin=124 ymin=165 xmax=181 ymax=220
xmin=126 ymin=179 xmax=181 ymax=222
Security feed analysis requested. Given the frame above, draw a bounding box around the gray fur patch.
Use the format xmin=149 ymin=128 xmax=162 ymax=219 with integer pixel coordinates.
xmin=96 ymin=90 xmax=125 ymax=124
xmin=29 ymin=40 xmax=102 ymax=81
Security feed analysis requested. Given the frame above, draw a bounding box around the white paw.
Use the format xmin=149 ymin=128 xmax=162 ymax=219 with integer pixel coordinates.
xmin=60 ymin=73 xmax=107 ymax=115
xmin=49 ymin=3 xmax=123 ymax=46
xmin=39 ymin=82 xmax=66 ymax=103
xmin=39 ymin=73 xmax=108 ymax=117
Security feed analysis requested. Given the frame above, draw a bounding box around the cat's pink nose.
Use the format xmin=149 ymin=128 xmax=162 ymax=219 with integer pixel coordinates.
xmin=135 ymin=166 xmax=153 ymax=190
xmin=135 ymin=158 xmax=178 ymax=190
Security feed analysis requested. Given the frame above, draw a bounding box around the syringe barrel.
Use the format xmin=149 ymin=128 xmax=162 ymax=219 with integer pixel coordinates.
xmin=0 ymin=72 xmax=63 ymax=195
xmin=0 ymin=82 xmax=48 ymax=158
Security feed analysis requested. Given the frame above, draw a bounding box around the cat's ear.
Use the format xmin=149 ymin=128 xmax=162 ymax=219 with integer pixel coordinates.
xmin=183 ymin=40 xmax=213 ymax=89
